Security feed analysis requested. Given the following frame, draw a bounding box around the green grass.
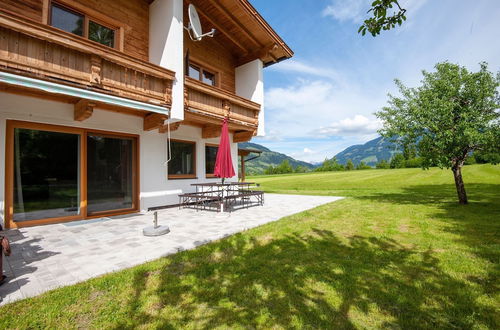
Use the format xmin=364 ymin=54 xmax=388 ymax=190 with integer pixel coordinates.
xmin=1 ymin=164 xmax=499 ymax=329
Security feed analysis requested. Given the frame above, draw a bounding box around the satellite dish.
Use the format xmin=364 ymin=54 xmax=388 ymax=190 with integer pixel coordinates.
xmin=186 ymin=4 xmax=215 ymax=41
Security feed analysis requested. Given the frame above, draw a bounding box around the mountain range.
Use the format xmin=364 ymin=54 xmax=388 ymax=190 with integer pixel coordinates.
xmin=240 ymin=136 xmax=399 ymax=174
xmin=333 ymin=136 xmax=399 ymax=166
xmin=238 ymin=142 xmax=316 ymax=175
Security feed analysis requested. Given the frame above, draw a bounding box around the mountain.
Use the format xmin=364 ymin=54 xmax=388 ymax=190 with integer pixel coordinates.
xmin=333 ymin=136 xmax=399 ymax=166
xmin=238 ymin=142 xmax=316 ymax=175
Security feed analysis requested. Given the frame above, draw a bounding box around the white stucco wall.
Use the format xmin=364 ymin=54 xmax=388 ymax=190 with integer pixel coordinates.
xmin=0 ymin=92 xmax=238 ymax=227
xmin=235 ymin=59 xmax=265 ymax=136
xmin=149 ymin=0 xmax=184 ymax=121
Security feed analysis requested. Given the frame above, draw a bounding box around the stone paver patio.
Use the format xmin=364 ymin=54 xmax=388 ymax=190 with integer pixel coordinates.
xmin=0 ymin=194 xmax=342 ymax=305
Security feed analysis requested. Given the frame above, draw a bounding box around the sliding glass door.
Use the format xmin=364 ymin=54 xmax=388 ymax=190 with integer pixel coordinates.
xmin=7 ymin=121 xmax=138 ymax=227
xmin=13 ymin=128 xmax=80 ymax=221
xmin=87 ymin=134 xmax=135 ymax=215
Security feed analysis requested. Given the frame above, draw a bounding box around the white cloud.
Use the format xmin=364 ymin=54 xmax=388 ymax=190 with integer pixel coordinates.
xmin=322 ymin=0 xmax=368 ymax=23
xmin=270 ymin=60 xmax=343 ymax=82
xmin=264 ymin=76 xmax=388 ymax=141
xmin=311 ymin=115 xmax=382 ymax=137
xmin=303 ymin=147 xmax=314 ymax=154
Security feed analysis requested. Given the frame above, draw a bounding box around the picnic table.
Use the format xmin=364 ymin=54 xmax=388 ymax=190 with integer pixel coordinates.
xmin=178 ymin=182 xmax=264 ymax=212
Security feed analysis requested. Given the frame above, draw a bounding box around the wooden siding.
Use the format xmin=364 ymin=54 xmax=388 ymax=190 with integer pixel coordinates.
xmin=0 ymin=0 xmax=149 ymax=61
xmin=184 ymin=32 xmax=236 ymax=93
xmin=0 ymin=13 xmax=174 ymax=108
xmin=0 ymin=0 xmax=43 ymax=22
xmin=185 ymin=77 xmax=259 ymax=130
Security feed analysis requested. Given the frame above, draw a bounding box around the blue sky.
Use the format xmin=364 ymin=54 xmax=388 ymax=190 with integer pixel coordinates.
xmin=249 ymin=0 xmax=500 ymax=163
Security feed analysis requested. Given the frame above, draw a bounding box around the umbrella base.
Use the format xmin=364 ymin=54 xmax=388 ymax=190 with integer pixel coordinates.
xmin=143 ymin=225 xmax=170 ymax=236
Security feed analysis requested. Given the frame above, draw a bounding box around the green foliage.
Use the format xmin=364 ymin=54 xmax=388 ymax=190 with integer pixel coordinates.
xmin=404 ymin=157 xmax=423 ymax=168
xmin=294 ymin=165 xmax=309 ymax=173
xmin=345 ymin=159 xmax=355 ymax=171
xmin=474 ymin=150 xmax=500 ymax=164
xmin=390 ymin=153 xmax=406 ymax=169
xmin=264 ymin=160 xmax=295 ymax=175
xmin=358 ymin=0 xmax=407 ymax=36
xmin=315 ymin=157 xmax=345 ymax=172
xmin=377 ymin=62 xmax=500 ymax=203
xmin=376 ymin=159 xmax=390 ymax=169
xmin=377 ymin=62 xmax=500 ymax=170
xmin=356 ymin=161 xmax=372 ymax=170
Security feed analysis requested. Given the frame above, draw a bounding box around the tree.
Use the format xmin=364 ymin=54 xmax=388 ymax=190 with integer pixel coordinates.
xmin=358 ymin=0 xmax=407 ymax=36
xmin=356 ymin=161 xmax=372 ymax=170
xmin=345 ymin=159 xmax=355 ymax=171
xmin=376 ymin=62 xmax=500 ymax=204
xmin=376 ymin=159 xmax=390 ymax=169
xmin=294 ymin=165 xmax=308 ymax=173
xmin=390 ymin=153 xmax=406 ymax=168
xmin=276 ymin=159 xmax=293 ymax=174
xmin=315 ymin=157 xmax=344 ymax=172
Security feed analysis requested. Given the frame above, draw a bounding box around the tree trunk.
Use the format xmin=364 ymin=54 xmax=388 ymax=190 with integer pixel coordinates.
xmin=452 ymin=165 xmax=468 ymax=204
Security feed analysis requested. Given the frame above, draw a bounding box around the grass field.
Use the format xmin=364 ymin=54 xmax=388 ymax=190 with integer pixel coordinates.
xmin=1 ymin=164 xmax=499 ymax=329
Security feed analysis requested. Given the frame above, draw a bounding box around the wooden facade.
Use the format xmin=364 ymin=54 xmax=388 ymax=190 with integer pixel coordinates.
xmin=0 ymin=10 xmax=174 ymax=111
xmin=0 ymin=0 xmax=292 ymax=136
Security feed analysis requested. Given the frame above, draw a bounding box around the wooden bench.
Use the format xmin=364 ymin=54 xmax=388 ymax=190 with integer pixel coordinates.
xmin=178 ymin=190 xmax=224 ymax=211
xmin=224 ymin=190 xmax=264 ymax=211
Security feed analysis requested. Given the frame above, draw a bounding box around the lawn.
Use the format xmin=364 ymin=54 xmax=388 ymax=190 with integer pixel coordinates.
xmin=1 ymin=164 xmax=499 ymax=329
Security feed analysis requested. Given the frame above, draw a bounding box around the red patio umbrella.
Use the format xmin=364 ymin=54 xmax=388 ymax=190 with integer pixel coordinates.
xmin=214 ymin=118 xmax=235 ymax=182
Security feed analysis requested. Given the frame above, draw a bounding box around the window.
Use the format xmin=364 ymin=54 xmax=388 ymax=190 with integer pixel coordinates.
xmin=205 ymin=145 xmax=218 ymax=177
xmin=187 ymin=63 xmax=217 ymax=86
xmin=7 ymin=121 xmax=138 ymax=227
xmin=89 ymin=21 xmax=115 ymax=48
xmin=169 ymin=140 xmax=196 ymax=178
xmin=50 ymin=2 xmax=117 ymax=48
xmin=51 ymin=4 xmax=84 ymax=36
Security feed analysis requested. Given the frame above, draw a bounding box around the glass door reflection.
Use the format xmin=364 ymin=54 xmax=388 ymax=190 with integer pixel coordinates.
xmin=13 ymin=128 xmax=80 ymax=221
xmin=87 ymin=134 xmax=135 ymax=215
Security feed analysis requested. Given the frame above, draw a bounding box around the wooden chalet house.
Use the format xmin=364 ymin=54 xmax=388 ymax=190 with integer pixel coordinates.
xmin=0 ymin=0 xmax=292 ymax=228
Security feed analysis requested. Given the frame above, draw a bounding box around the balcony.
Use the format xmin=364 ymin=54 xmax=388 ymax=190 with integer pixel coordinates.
xmin=184 ymin=77 xmax=260 ymax=138
xmin=0 ymin=11 xmax=175 ymax=116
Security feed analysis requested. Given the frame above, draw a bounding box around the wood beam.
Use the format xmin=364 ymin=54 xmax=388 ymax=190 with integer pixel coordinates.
xmin=233 ymin=131 xmax=254 ymax=143
xmin=202 ymin=124 xmax=221 ymax=139
xmin=210 ymin=0 xmax=262 ymax=48
xmin=196 ymin=10 xmax=250 ymax=54
xmin=236 ymin=43 xmax=277 ymax=67
xmin=74 ymin=99 xmax=95 ymax=121
xmin=144 ymin=113 xmax=167 ymax=131
xmin=158 ymin=122 xmax=180 ymax=133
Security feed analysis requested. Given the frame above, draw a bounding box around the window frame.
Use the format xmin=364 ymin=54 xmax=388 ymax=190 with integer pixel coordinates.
xmin=47 ymin=0 xmax=122 ymax=50
xmin=186 ymin=61 xmax=218 ymax=87
xmin=4 ymin=120 xmax=140 ymax=229
xmin=168 ymin=139 xmax=197 ymax=179
xmin=205 ymin=143 xmax=219 ymax=178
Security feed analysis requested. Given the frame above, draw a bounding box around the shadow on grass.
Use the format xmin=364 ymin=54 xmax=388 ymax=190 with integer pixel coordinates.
xmin=114 ymin=228 xmax=496 ymax=329
xmin=355 ymin=183 xmax=500 ymax=261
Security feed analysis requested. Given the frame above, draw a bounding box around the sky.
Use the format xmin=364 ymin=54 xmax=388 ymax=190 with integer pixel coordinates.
xmin=249 ymin=0 xmax=500 ymax=163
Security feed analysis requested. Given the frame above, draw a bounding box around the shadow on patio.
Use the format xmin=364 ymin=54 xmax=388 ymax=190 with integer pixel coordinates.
xmin=0 ymin=230 xmax=60 ymax=303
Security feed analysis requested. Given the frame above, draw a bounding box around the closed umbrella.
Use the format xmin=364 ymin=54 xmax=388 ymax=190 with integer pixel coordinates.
xmin=214 ymin=118 xmax=235 ymax=182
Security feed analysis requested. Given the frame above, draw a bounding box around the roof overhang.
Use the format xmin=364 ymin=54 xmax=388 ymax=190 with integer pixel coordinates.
xmin=187 ymin=0 xmax=293 ymax=67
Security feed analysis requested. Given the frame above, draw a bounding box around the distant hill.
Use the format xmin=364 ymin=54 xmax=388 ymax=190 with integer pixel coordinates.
xmin=239 ymin=142 xmax=316 ymax=175
xmin=333 ymin=136 xmax=400 ymax=166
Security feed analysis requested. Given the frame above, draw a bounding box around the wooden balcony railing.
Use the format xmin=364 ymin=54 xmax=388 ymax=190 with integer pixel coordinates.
xmin=184 ymin=77 xmax=260 ymax=130
xmin=0 ymin=11 xmax=175 ymax=108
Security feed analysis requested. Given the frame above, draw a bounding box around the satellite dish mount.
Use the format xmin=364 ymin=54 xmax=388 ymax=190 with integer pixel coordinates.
xmin=185 ymin=4 xmax=215 ymax=41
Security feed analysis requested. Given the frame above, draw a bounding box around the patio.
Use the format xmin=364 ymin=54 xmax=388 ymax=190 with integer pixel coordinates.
xmin=0 ymin=193 xmax=342 ymax=305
